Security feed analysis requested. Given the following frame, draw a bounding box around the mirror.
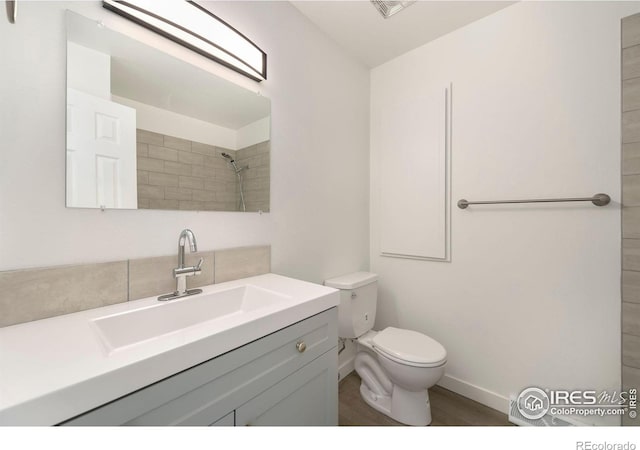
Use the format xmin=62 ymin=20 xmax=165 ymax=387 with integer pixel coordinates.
xmin=65 ymin=11 xmax=270 ymax=212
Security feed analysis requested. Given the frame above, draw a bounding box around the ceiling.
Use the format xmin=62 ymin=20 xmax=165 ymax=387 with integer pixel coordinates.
xmin=290 ymin=1 xmax=516 ymax=68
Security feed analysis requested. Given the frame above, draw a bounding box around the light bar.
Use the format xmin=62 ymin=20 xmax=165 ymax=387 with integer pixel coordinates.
xmin=103 ymin=0 xmax=267 ymax=81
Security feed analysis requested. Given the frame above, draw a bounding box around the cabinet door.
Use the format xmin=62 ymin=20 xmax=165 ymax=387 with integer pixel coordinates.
xmin=235 ymin=350 xmax=337 ymax=426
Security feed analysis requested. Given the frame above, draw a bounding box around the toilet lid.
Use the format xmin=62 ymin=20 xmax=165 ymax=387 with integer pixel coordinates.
xmin=372 ymin=327 xmax=447 ymax=367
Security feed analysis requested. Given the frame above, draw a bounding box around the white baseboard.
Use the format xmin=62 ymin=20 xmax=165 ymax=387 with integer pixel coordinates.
xmin=338 ymin=355 xmax=355 ymax=382
xmin=437 ymin=374 xmax=509 ymax=415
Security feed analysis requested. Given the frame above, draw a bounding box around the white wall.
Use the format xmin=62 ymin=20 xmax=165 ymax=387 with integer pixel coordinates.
xmin=371 ymin=1 xmax=640 ymax=425
xmin=112 ymin=95 xmax=238 ymax=149
xmin=237 ymin=116 xmax=270 ymax=150
xmin=67 ymin=41 xmax=110 ymax=99
xmin=111 ymin=97 xmax=269 ymax=150
xmin=0 ymin=1 xmax=370 ymax=288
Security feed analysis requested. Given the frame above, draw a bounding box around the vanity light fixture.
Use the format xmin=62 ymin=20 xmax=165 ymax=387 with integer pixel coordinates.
xmin=370 ymin=0 xmax=416 ymax=19
xmin=102 ymin=0 xmax=267 ymax=81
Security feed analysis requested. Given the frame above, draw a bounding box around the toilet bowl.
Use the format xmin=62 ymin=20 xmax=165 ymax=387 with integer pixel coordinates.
xmin=355 ymin=328 xmax=446 ymax=425
xmin=324 ymin=272 xmax=447 ymax=426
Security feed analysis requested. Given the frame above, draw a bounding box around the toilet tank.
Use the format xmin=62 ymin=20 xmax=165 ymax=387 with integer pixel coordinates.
xmin=324 ymin=272 xmax=378 ymax=338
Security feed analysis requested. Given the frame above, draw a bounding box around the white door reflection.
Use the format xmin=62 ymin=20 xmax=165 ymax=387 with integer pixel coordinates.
xmin=66 ymin=88 xmax=137 ymax=209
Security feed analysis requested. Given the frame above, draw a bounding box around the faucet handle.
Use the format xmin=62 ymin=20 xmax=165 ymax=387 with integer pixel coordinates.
xmin=173 ymin=257 xmax=203 ymax=278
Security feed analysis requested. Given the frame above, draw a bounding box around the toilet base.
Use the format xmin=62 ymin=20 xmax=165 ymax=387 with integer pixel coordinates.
xmin=360 ymin=381 xmax=432 ymax=426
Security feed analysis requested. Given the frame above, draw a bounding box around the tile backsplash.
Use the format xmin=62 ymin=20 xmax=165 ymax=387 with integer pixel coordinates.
xmin=0 ymin=262 xmax=127 ymax=327
xmin=214 ymin=246 xmax=271 ymax=284
xmin=0 ymin=245 xmax=270 ymax=328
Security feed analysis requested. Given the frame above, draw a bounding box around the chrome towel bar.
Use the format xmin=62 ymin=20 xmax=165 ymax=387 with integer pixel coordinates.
xmin=457 ymin=193 xmax=611 ymax=209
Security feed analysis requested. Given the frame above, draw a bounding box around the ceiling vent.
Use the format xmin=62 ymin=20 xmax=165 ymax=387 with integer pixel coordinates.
xmin=370 ymin=0 xmax=416 ymax=19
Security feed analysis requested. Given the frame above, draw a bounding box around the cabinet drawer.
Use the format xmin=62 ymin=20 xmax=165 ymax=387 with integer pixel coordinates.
xmin=61 ymin=308 xmax=337 ymax=426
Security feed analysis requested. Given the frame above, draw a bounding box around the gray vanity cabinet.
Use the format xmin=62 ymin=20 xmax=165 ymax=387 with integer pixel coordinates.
xmin=235 ymin=350 xmax=336 ymax=426
xmin=61 ymin=308 xmax=338 ymax=426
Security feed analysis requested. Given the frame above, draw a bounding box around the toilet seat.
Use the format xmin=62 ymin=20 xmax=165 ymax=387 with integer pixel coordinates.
xmin=372 ymin=327 xmax=447 ymax=368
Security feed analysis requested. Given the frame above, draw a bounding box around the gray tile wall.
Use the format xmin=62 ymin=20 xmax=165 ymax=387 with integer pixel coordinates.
xmin=0 ymin=245 xmax=270 ymax=328
xmin=236 ymin=140 xmax=271 ymax=213
xmin=136 ymin=129 xmax=239 ymax=211
xmin=622 ymin=13 xmax=640 ymax=426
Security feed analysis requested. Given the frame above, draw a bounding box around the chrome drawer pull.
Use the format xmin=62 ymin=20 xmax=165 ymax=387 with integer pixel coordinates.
xmin=296 ymin=341 xmax=307 ymax=353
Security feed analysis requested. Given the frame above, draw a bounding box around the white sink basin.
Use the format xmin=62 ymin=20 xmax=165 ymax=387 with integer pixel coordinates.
xmin=92 ymin=285 xmax=290 ymax=352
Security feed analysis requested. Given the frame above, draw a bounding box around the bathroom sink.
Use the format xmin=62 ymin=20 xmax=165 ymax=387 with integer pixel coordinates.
xmin=92 ymin=285 xmax=290 ymax=352
xmin=0 ymin=274 xmax=340 ymax=425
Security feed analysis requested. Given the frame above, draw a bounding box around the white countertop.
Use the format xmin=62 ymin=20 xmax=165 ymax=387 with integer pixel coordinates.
xmin=0 ymin=273 xmax=339 ymax=425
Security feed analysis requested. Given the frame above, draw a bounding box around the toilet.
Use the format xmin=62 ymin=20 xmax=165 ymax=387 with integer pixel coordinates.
xmin=325 ymin=271 xmax=446 ymax=426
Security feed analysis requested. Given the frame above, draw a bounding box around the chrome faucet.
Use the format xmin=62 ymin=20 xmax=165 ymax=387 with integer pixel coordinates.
xmin=158 ymin=229 xmax=204 ymax=301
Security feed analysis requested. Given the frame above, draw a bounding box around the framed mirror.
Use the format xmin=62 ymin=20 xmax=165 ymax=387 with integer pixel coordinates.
xmin=65 ymin=11 xmax=270 ymax=212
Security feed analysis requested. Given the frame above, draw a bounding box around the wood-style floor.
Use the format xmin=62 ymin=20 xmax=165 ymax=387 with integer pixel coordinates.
xmin=339 ymin=372 xmax=512 ymax=426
